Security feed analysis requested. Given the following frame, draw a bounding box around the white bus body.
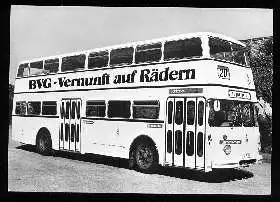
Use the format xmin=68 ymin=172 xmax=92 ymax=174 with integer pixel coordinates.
xmin=12 ymin=32 xmax=262 ymax=173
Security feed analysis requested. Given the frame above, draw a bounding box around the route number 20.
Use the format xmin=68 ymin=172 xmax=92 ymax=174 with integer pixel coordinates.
xmin=217 ymin=66 xmax=230 ymax=80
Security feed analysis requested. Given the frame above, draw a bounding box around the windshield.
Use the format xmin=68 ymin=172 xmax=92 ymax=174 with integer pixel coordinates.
xmin=208 ymin=99 xmax=257 ymax=127
xmin=209 ymin=37 xmax=248 ymax=66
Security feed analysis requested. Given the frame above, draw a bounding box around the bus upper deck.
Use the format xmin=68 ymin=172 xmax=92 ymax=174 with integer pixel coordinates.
xmin=14 ymin=32 xmax=254 ymax=95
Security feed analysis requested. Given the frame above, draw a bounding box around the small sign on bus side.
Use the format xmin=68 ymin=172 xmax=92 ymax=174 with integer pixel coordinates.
xmin=228 ymin=90 xmax=251 ymax=100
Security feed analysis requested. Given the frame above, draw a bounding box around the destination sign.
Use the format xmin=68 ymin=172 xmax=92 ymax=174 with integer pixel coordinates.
xmin=169 ymin=88 xmax=203 ymax=94
xmin=228 ymin=90 xmax=251 ymax=100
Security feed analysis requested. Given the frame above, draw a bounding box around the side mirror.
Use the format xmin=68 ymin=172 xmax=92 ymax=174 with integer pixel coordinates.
xmin=214 ymin=100 xmax=220 ymax=111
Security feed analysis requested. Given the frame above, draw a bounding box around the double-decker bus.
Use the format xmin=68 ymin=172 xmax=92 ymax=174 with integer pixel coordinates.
xmin=12 ymin=32 xmax=262 ymax=173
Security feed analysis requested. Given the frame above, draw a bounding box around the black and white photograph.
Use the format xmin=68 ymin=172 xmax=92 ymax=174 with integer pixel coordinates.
xmin=9 ymin=6 xmax=272 ymax=194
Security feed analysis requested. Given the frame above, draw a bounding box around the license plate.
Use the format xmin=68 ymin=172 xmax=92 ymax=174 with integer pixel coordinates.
xmin=245 ymin=153 xmax=251 ymax=158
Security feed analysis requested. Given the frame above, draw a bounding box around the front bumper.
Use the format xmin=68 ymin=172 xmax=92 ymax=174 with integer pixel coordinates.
xmin=211 ymin=154 xmax=262 ymax=169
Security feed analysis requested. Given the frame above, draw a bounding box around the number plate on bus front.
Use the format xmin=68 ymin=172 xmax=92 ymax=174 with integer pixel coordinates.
xmin=245 ymin=153 xmax=251 ymax=158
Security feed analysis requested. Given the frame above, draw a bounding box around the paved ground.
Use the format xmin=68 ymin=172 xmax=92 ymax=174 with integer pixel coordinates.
xmin=8 ymin=126 xmax=271 ymax=194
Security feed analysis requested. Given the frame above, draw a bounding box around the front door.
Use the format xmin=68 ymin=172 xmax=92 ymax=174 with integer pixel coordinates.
xmin=165 ymin=97 xmax=206 ymax=170
xmin=59 ymin=99 xmax=81 ymax=152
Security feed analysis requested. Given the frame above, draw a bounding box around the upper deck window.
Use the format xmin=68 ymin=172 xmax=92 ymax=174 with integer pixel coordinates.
xmin=88 ymin=51 xmax=109 ymax=69
xmin=30 ymin=61 xmax=44 ymax=76
xmin=44 ymin=58 xmax=59 ymax=74
xmin=164 ymin=37 xmax=202 ymax=60
xmin=17 ymin=63 xmax=29 ymax=77
xmin=209 ymin=37 xmax=247 ymax=66
xmin=110 ymin=47 xmax=134 ymax=66
xmin=61 ymin=54 xmax=86 ymax=72
xmin=135 ymin=43 xmax=162 ymax=63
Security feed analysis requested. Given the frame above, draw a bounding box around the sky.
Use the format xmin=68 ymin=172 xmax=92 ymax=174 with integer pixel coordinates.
xmin=9 ymin=6 xmax=273 ymax=85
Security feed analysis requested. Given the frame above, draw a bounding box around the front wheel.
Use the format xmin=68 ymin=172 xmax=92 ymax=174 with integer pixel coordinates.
xmin=134 ymin=142 xmax=158 ymax=173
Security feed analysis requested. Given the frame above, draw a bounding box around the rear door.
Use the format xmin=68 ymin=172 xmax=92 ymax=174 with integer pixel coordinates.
xmin=59 ymin=98 xmax=81 ymax=152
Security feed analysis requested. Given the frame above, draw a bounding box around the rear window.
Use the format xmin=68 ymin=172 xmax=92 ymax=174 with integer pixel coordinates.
xmin=17 ymin=63 xmax=29 ymax=77
xmin=164 ymin=37 xmax=202 ymax=60
xmin=30 ymin=61 xmax=44 ymax=76
xmin=61 ymin=54 xmax=86 ymax=72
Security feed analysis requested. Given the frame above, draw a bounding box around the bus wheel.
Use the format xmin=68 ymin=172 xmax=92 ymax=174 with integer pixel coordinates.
xmin=36 ymin=131 xmax=52 ymax=156
xmin=134 ymin=142 xmax=158 ymax=173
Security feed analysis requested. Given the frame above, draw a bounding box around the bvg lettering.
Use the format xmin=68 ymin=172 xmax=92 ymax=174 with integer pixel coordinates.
xmin=29 ymin=78 xmax=51 ymax=89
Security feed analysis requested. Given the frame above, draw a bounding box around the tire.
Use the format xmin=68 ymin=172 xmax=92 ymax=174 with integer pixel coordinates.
xmin=36 ymin=133 xmax=52 ymax=156
xmin=133 ymin=141 xmax=158 ymax=173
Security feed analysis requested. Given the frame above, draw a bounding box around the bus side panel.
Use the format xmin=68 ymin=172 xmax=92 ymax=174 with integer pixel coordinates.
xmin=81 ymin=120 xmax=127 ymax=157
xmin=12 ymin=116 xmax=59 ymax=150
xmin=12 ymin=116 xmax=29 ymax=144
xmin=242 ymin=127 xmax=262 ymax=161
xmin=81 ymin=120 xmax=165 ymax=163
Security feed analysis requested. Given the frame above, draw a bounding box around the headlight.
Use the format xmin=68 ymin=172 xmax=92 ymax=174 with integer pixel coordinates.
xmin=223 ymin=145 xmax=231 ymax=155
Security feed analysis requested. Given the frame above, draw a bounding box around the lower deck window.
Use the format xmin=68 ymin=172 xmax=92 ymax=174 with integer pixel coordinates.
xmin=108 ymin=101 xmax=131 ymax=118
xmin=86 ymin=101 xmax=106 ymax=117
xmin=132 ymin=100 xmax=159 ymax=119
xmin=42 ymin=101 xmax=57 ymax=115
xmin=15 ymin=101 xmax=27 ymax=115
xmin=27 ymin=102 xmax=41 ymax=115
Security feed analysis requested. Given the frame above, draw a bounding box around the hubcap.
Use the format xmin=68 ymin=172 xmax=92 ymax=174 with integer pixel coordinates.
xmin=39 ymin=138 xmax=45 ymax=151
xmin=136 ymin=146 xmax=153 ymax=169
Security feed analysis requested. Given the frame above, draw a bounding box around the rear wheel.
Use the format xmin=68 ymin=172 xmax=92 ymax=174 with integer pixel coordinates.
xmin=36 ymin=132 xmax=52 ymax=156
xmin=133 ymin=142 xmax=158 ymax=173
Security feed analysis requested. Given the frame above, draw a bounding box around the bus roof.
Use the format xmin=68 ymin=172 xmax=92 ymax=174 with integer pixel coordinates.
xmin=19 ymin=32 xmax=245 ymax=64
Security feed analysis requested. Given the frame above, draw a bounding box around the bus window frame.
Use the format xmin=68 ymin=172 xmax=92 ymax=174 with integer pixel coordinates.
xmin=61 ymin=54 xmax=86 ymax=72
xmin=86 ymin=100 xmax=106 ymax=118
xmin=109 ymin=46 xmax=134 ymax=67
xmin=132 ymin=100 xmax=160 ymax=120
xmin=43 ymin=58 xmax=60 ymax=74
xmin=207 ymin=98 xmax=258 ymax=127
xmin=17 ymin=63 xmax=30 ymax=78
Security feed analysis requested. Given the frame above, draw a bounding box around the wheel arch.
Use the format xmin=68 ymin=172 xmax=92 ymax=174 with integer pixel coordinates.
xmin=36 ymin=127 xmax=53 ymax=149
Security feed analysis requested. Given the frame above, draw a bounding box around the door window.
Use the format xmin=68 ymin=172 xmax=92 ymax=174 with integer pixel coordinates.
xmin=175 ymin=101 xmax=183 ymax=125
xmin=175 ymin=130 xmax=182 ymax=155
xmin=197 ymin=132 xmax=203 ymax=157
xmin=186 ymin=131 xmax=194 ymax=156
xmin=198 ymin=101 xmax=204 ymax=126
xmin=168 ymin=101 xmax=173 ymax=124
xmin=187 ymin=101 xmax=195 ymax=125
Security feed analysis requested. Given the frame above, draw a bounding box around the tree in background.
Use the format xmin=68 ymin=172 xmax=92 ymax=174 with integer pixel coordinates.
xmin=9 ymin=84 xmax=14 ymax=124
xmin=241 ymin=37 xmax=273 ymax=104
xmin=241 ymin=37 xmax=273 ymax=153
